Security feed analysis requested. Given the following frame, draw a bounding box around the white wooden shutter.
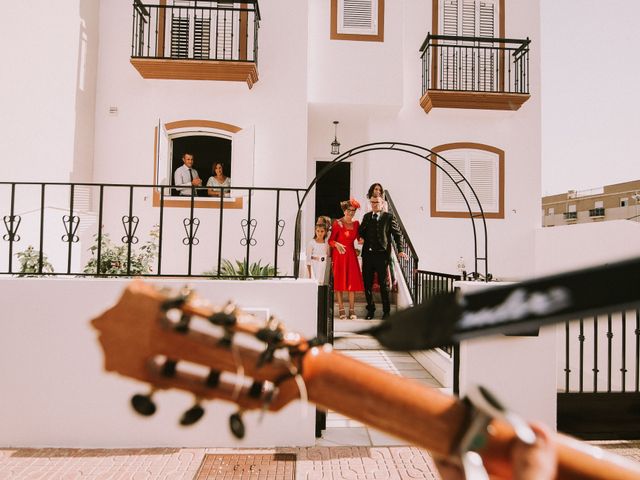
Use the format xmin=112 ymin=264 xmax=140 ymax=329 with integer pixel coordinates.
xmin=437 ymin=151 xmax=468 ymax=211
xmin=440 ymin=0 xmax=496 ymax=37
xmin=156 ymin=120 xmax=172 ymax=188
xmin=479 ymin=1 xmax=496 ymax=37
xmin=436 ymin=149 xmax=499 ymax=214
xmin=439 ymin=0 xmax=497 ymax=90
xmin=170 ymin=11 xmax=190 ymax=58
xmin=460 ymin=0 xmax=476 ymax=37
xmin=231 ymin=125 xmax=255 ymax=189
xmin=468 ymin=150 xmax=498 ymax=211
xmin=442 ymin=0 xmax=458 ymax=36
xmin=215 ymin=4 xmax=238 ymax=60
xmin=193 ymin=11 xmax=211 ymax=60
xmin=338 ymin=0 xmax=379 ymax=36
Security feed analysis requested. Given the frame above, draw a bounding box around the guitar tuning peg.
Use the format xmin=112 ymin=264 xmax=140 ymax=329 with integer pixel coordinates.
xmin=206 ymin=369 xmax=221 ymax=388
xmin=218 ymin=329 xmax=234 ymax=348
xmin=174 ymin=313 xmax=191 ymax=333
xmin=180 ymin=402 xmax=205 ymax=426
xmin=131 ymin=392 xmax=157 ymax=416
xmin=161 ymin=359 xmax=178 ymax=377
xmin=248 ymin=380 xmax=263 ymax=399
xmin=229 ymin=411 xmax=245 ymax=439
xmin=208 ymin=302 xmax=237 ymax=327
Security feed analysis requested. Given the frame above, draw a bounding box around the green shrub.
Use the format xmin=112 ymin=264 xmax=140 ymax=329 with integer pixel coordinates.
xmin=83 ymin=225 xmax=159 ymax=276
xmin=205 ymin=258 xmax=277 ymax=278
xmin=15 ymin=245 xmax=55 ymax=276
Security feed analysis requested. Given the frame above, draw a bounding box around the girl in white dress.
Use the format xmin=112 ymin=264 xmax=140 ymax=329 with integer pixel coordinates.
xmin=306 ymin=221 xmax=330 ymax=284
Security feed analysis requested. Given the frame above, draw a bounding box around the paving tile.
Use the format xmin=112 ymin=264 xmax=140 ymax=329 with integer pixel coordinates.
xmin=315 ymin=427 xmax=372 ymax=447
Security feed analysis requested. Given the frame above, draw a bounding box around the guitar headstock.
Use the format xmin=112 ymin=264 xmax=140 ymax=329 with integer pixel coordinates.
xmin=91 ymin=280 xmax=312 ymax=438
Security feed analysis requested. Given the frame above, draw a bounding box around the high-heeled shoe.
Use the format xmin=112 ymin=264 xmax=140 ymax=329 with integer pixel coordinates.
xmin=348 ymin=310 xmax=357 ymax=320
xmin=338 ymin=308 xmax=346 ymax=320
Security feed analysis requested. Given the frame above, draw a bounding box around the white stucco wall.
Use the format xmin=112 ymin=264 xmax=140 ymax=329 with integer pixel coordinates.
xmin=0 ymin=0 xmax=99 ymax=186
xmin=456 ymin=281 xmax=557 ymax=429
xmin=306 ymin=0 xmax=542 ymax=281
xmin=0 ymin=278 xmax=318 ymax=448
xmin=535 ymin=220 xmax=640 ymax=276
xmin=307 ymin=0 xmax=404 ymax=107
xmin=92 ymin=0 xmax=309 ymax=188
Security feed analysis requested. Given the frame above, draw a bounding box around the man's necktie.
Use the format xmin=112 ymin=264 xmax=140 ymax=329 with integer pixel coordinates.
xmin=373 ymin=213 xmax=379 ymax=221
xmin=188 ymin=169 xmax=194 ymax=181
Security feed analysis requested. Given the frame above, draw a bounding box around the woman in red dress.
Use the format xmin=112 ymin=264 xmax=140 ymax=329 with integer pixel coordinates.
xmin=329 ymin=199 xmax=364 ymax=319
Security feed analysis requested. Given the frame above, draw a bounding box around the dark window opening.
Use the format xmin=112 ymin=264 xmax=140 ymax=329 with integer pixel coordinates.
xmin=315 ymin=161 xmax=351 ymax=222
xmin=172 ymin=135 xmax=232 ymax=197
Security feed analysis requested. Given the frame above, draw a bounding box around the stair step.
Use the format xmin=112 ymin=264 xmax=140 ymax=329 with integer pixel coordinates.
xmin=334 ymin=291 xmax=398 ymax=304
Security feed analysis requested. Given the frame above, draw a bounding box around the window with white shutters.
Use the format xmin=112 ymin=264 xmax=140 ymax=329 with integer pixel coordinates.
xmin=430 ymin=144 xmax=504 ymax=218
xmin=169 ymin=1 xmax=240 ymax=60
xmin=331 ymin=0 xmax=384 ymax=42
xmin=438 ymin=0 xmax=498 ymax=91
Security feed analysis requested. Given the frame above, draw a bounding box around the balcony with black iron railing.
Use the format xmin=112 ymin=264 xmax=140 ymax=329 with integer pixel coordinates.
xmin=131 ymin=0 xmax=260 ymax=88
xmin=563 ymin=211 xmax=578 ymax=221
xmin=0 ymin=181 xmax=302 ymax=278
xmin=419 ymin=33 xmax=531 ymax=113
xmin=589 ymin=207 xmax=605 ymax=218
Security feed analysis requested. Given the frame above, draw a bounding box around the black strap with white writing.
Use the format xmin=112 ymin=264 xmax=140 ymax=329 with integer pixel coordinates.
xmin=365 ymin=256 xmax=640 ymax=351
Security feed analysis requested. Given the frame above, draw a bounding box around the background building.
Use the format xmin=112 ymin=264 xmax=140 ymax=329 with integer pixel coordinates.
xmin=542 ymin=180 xmax=640 ymax=227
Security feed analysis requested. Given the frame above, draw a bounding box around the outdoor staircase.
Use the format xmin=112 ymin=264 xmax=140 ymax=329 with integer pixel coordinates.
xmin=334 ymin=290 xmax=398 ymax=319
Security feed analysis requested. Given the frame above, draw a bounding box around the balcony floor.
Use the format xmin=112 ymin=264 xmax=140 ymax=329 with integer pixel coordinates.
xmin=420 ymin=90 xmax=530 ymax=113
xmin=131 ymin=58 xmax=258 ymax=88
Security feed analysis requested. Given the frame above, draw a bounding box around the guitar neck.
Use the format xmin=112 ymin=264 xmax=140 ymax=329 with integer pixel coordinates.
xmin=300 ymin=346 xmax=640 ymax=480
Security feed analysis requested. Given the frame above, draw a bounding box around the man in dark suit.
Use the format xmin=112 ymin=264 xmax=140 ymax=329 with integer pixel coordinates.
xmin=358 ymin=196 xmax=407 ymax=319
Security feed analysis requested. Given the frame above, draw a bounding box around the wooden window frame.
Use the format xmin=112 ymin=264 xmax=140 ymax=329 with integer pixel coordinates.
xmin=330 ymin=0 xmax=385 ymax=42
xmin=430 ymin=142 xmax=505 ymax=219
xmin=152 ymin=119 xmax=243 ymax=209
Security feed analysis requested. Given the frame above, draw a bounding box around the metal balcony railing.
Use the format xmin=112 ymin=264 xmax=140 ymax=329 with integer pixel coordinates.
xmin=420 ymin=33 xmax=530 ymax=95
xmin=589 ymin=208 xmax=605 ymax=217
xmin=1 ymin=182 xmax=302 ymax=278
xmin=564 ymin=211 xmax=578 ymax=220
xmin=132 ymin=0 xmax=260 ymax=63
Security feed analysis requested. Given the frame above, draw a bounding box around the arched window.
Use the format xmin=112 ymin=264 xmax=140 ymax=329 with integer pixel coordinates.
xmin=430 ymin=142 xmax=504 ymax=219
xmin=153 ymin=119 xmax=254 ymax=208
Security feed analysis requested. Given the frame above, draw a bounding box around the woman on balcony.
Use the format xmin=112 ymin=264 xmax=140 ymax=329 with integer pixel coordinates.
xmin=207 ymin=162 xmax=231 ymax=197
xmin=329 ymin=199 xmax=364 ymax=320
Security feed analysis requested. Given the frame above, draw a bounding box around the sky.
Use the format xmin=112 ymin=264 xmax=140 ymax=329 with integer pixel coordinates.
xmin=540 ymin=0 xmax=640 ymax=196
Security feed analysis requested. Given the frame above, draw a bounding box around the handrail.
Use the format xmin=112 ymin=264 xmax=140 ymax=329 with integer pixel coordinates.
xmin=420 ymin=31 xmax=531 ymax=95
xmin=131 ymin=1 xmax=260 ymax=62
xmin=420 ymin=33 xmax=530 ymax=52
xmin=384 ymin=191 xmax=419 ymax=262
xmin=416 ymin=269 xmax=461 ymax=279
xmin=385 ymin=190 xmax=419 ymax=303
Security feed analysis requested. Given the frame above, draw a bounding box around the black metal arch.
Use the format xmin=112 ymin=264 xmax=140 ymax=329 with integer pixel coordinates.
xmin=294 ymin=141 xmax=489 ymax=280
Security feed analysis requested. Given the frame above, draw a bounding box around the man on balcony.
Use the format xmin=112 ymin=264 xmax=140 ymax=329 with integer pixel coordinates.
xmin=174 ymin=152 xmax=202 ymax=196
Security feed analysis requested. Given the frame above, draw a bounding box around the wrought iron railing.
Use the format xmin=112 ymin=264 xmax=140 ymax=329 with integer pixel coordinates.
xmin=0 ymin=182 xmax=303 ymax=278
xmin=385 ymin=191 xmax=419 ymax=300
xmin=132 ymin=0 xmax=260 ymax=63
xmin=414 ymin=270 xmax=461 ymax=305
xmin=420 ymin=33 xmax=530 ymax=95
xmin=564 ymin=211 xmax=578 ymax=220
xmin=558 ymin=308 xmax=640 ymax=438
xmin=561 ymin=309 xmax=640 ymax=394
xmin=589 ymin=208 xmax=605 ymax=217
